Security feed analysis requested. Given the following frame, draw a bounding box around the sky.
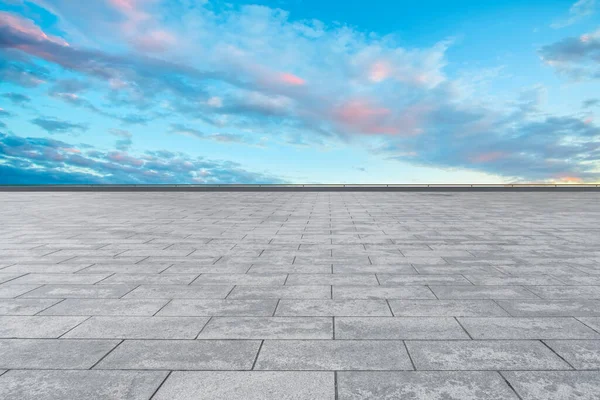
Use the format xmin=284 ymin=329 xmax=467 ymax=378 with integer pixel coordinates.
xmin=0 ymin=0 xmax=599 ymax=184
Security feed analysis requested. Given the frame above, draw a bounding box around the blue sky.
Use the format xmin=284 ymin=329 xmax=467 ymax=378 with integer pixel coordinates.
xmin=0 ymin=0 xmax=599 ymax=184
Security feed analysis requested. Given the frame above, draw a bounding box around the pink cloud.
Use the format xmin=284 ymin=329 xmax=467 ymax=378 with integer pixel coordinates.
xmin=277 ymin=72 xmax=306 ymax=86
xmin=332 ymin=99 xmax=399 ymax=135
xmin=132 ymin=29 xmax=176 ymax=52
xmin=470 ymin=151 xmax=506 ymax=163
xmin=107 ymin=151 xmax=144 ymax=166
xmin=0 ymin=12 xmax=68 ymax=46
xmin=368 ymin=61 xmax=392 ymax=82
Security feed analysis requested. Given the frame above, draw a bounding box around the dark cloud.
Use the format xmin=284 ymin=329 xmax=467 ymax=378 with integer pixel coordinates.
xmin=30 ymin=117 xmax=88 ymax=134
xmin=583 ymin=98 xmax=600 ymax=108
xmin=539 ymin=32 xmax=600 ymax=80
xmin=2 ymin=92 xmax=31 ymax=105
xmin=0 ymin=109 xmax=13 ymax=118
xmin=0 ymin=132 xmax=286 ymax=184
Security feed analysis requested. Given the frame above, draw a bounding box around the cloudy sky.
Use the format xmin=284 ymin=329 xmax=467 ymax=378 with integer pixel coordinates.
xmin=1 ymin=0 xmax=599 ymax=184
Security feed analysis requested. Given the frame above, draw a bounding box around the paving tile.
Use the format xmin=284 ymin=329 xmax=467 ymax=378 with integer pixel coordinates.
xmin=276 ymin=300 xmax=392 ymax=316
xmin=0 ymin=370 xmax=168 ymax=400
xmin=9 ymin=274 xmax=110 ymax=285
xmin=544 ymin=340 xmax=600 ymax=369
xmin=555 ymin=275 xmax=600 ymax=285
xmin=98 ymin=273 xmax=198 ymax=285
xmin=192 ymin=273 xmax=287 ymax=285
xmin=406 ymin=340 xmax=571 ymax=370
xmin=463 ymin=275 xmax=565 ymax=285
xmin=496 ymin=300 xmax=600 ymax=317
xmin=39 ymin=299 xmax=169 ymax=316
xmin=78 ymin=264 xmax=172 ymax=274
xmin=2 ymin=264 xmax=92 ymax=273
xmin=123 ymin=285 xmax=233 ymax=299
xmin=333 ymin=286 xmax=436 ymax=299
xmin=378 ymin=274 xmax=472 ymax=285
xmin=502 ymin=371 xmax=600 ymax=400
xmin=0 ymin=339 xmax=119 ymax=369
xmin=0 ymin=284 xmax=41 ymax=298
xmin=0 ymin=316 xmax=87 ymax=338
xmin=526 ymin=286 xmax=600 ymax=299
xmin=164 ymin=264 xmax=252 ymax=274
xmin=286 ymin=274 xmax=379 ymax=286
xmin=338 ymin=371 xmax=520 ymax=400
xmin=22 ymin=284 xmax=135 ymax=298
xmin=0 ymin=274 xmax=24 ymax=284
xmin=255 ymin=340 xmax=413 ymax=370
xmin=63 ymin=316 xmax=210 ymax=339
xmin=0 ymin=299 xmax=61 ymax=315
xmin=458 ymin=317 xmax=600 ymax=339
xmin=198 ymin=317 xmax=333 ymax=339
xmin=157 ymin=299 xmax=278 ymax=316
xmin=335 ymin=317 xmax=469 ymax=339
xmin=152 ymin=371 xmax=335 ymax=400
xmin=333 ymin=264 xmax=416 ymax=274
xmin=228 ymin=285 xmax=331 ymax=299
xmin=248 ymin=264 xmax=332 ymax=273
xmin=430 ymin=285 xmax=539 ymax=299
xmin=389 ymin=300 xmax=510 ymax=316
xmin=96 ymin=339 xmax=261 ymax=370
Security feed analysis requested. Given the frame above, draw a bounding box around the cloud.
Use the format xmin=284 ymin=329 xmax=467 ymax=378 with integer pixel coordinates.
xmin=583 ymin=98 xmax=600 ymax=107
xmin=539 ymin=28 xmax=600 ymax=80
xmin=551 ymin=0 xmax=596 ymax=29
xmin=109 ymin=128 xmax=133 ymax=150
xmin=2 ymin=92 xmax=31 ymax=105
xmin=0 ymin=132 xmax=285 ymax=184
xmin=30 ymin=117 xmax=87 ymax=134
xmin=0 ymin=108 xmax=13 ymax=118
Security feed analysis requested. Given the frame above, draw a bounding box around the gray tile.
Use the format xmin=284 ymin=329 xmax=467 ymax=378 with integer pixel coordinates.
xmin=198 ymin=317 xmax=333 ymax=339
xmin=0 ymin=299 xmax=61 ymax=315
xmin=0 ymin=370 xmax=168 ymax=400
xmin=78 ymin=264 xmax=172 ymax=274
xmin=333 ymin=286 xmax=436 ymax=299
xmin=99 ymin=273 xmax=198 ymax=285
xmin=335 ymin=317 xmax=469 ymax=339
xmin=578 ymin=317 xmax=600 ymax=332
xmin=0 ymin=274 xmax=23 ymax=284
xmin=338 ymin=371 xmax=520 ymax=400
xmin=378 ymin=274 xmax=472 ymax=285
xmin=39 ymin=299 xmax=169 ymax=316
xmin=464 ymin=275 xmax=564 ymax=285
xmin=192 ymin=273 xmax=287 ymax=285
xmin=22 ymin=284 xmax=135 ymax=298
xmin=496 ymin=300 xmax=600 ymax=317
xmin=544 ymin=340 xmax=600 ymax=369
xmin=248 ymin=264 xmax=332 ymax=274
xmin=9 ymin=274 xmax=110 ymax=285
xmin=2 ymin=264 xmax=91 ymax=273
xmin=152 ymin=371 xmax=335 ymax=400
xmin=0 ymin=339 xmax=119 ymax=369
xmin=228 ymin=286 xmax=331 ymax=299
xmin=555 ymin=275 xmax=600 ymax=285
xmin=63 ymin=316 xmax=210 ymax=339
xmin=96 ymin=339 xmax=261 ymax=370
xmin=502 ymin=371 xmax=600 ymax=400
xmin=0 ymin=284 xmax=41 ymax=298
xmin=458 ymin=317 xmax=600 ymax=339
xmin=0 ymin=316 xmax=87 ymax=338
xmin=124 ymin=285 xmax=233 ymax=299
xmin=255 ymin=340 xmax=413 ymax=370
xmin=526 ymin=286 xmax=600 ymax=299
xmin=276 ymin=300 xmax=392 ymax=316
xmin=157 ymin=299 xmax=278 ymax=316
xmin=406 ymin=340 xmax=570 ymax=370
xmin=430 ymin=285 xmax=539 ymax=299
xmin=390 ymin=300 xmax=510 ymax=316
xmin=286 ymin=274 xmax=379 ymax=286
xmin=333 ymin=264 xmax=416 ymax=274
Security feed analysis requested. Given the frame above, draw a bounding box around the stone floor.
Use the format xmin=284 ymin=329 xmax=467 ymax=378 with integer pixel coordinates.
xmin=0 ymin=191 xmax=599 ymax=399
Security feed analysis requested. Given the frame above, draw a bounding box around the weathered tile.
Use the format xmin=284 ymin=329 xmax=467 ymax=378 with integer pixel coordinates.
xmin=389 ymin=300 xmax=510 ymax=316
xmin=0 ymin=284 xmax=41 ymax=298
xmin=406 ymin=340 xmax=570 ymax=370
xmin=22 ymin=284 xmax=135 ymax=298
xmin=99 ymin=273 xmax=198 ymax=285
xmin=464 ymin=275 xmax=564 ymax=285
xmin=458 ymin=317 xmax=600 ymax=339
xmin=0 ymin=370 xmax=168 ymax=400
xmin=0 ymin=299 xmax=61 ymax=315
xmin=0 ymin=316 xmax=87 ymax=338
xmin=333 ymin=264 xmax=416 ymax=274
xmin=526 ymin=286 xmax=600 ymax=299
xmin=96 ymin=339 xmax=261 ymax=370
xmin=39 ymin=299 xmax=169 ymax=316
xmin=333 ymin=286 xmax=436 ymax=299
xmin=0 ymin=339 xmax=119 ymax=369
xmin=496 ymin=300 xmax=600 ymax=317
xmin=544 ymin=340 xmax=600 ymax=369
xmin=123 ymin=285 xmax=233 ymax=299
xmin=378 ymin=274 xmax=472 ymax=285
xmin=335 ymin=317 xmax=469 ymax=339
xmin=9 ymin=274 xmax=110 ymax=285
xmin=276 ymin=300 xmax=392 ymax=316
xmin=158 ymin=299 xmax=278 ymax=316
xmin=430 ymin=285 xmax=538 ymax=299
xmin=228 ymin=285 xmax=331 ymax=299
xmin=192 ymin=273 xmax=287 ymax=285
xmin=198 ymin=317 xmax=333 ymax=339
xmin=502 ymin=371 xmax=600 ymax=400
xmin=286 ymin=274 xmax=379 ymax=286
xmin=255 ymin=340 xmax=412 ymax=370
xmin=338 ymin=371 xmax=519 ymax=400
xmin=63 ymin=316 xmax=209 ymax=339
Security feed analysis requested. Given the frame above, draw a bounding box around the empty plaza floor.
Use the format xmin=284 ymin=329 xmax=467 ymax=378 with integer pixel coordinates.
xmin=1 ymin=191 xmax=600 ymax=399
